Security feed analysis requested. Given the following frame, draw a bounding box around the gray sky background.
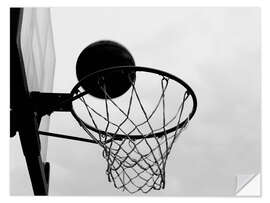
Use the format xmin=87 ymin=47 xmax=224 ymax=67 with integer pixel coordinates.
xmin=10 ymin=7 xmax=260 ymax=196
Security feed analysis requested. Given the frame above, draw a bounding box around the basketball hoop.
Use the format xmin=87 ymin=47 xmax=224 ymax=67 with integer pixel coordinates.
xmin=33 ymin=41 xmax=197 ymax=194
xmin=68 ymin=66 xmax=197 ymax=193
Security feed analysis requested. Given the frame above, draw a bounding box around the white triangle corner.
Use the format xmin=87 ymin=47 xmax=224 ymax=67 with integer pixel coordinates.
xmin=236 ymin=174 xmax=261 ymax=196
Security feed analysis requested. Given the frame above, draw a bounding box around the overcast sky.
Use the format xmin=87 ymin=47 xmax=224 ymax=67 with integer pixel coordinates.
xmin=10 ymin=7 xmax=260 ymax=196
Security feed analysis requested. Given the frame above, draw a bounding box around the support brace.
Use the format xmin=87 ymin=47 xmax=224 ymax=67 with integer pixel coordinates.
xmin=30 ymin=92 xmax=73 ymax=117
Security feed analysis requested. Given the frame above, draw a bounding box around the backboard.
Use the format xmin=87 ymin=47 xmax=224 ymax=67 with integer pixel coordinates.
xmin=10 ymin=8 xmax=55 ymax=195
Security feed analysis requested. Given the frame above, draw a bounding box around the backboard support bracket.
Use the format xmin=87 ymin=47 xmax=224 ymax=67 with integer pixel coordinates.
xmin=30 ymin=91 xmax=73 ymax=117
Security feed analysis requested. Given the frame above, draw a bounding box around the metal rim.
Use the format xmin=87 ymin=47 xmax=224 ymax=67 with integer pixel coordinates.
xmin=70 ymin=66 xmax=197 ymax=140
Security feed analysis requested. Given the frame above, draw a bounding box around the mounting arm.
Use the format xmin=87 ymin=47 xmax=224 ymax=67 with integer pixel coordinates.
xmin=30 ymin=91 xmax=103 ymax=144
xmin=30 ymin=91 xmax=73 ymax=117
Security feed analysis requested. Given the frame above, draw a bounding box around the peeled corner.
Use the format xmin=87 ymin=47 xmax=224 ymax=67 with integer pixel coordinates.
xmin=235 ymin=174 xmax=261 ymax=196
